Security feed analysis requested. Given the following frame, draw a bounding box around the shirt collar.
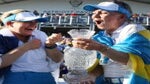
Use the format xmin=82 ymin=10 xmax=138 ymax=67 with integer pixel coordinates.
xmin=104 ymin=22 xmax=129 ymax=37
xmin=112 ymin=22 xmax=129 ymax=35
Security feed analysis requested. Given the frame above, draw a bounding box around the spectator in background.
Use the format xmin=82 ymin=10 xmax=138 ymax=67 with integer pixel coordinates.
xmin=0 ymin=9 xmax=63 ymax=84
xmin=33 ymin=10 xmax=40 ymax=16
xmin=72 ymin=1 xmax=150 ymax=84
xmin=131 ymin=13 xmax=139 ymax=23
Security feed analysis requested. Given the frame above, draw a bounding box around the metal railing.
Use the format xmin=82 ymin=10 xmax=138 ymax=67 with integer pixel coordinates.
xmin=38 ymin=10 xmax=95 ymax=31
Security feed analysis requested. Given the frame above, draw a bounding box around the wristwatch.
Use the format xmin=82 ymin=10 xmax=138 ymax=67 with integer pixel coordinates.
xmin=45 ymin=44 xmax=57 ymax=49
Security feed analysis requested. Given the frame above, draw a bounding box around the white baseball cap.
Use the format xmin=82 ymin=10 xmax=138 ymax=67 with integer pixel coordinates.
xmin=83 ymin=2 xmax=131 ymax=18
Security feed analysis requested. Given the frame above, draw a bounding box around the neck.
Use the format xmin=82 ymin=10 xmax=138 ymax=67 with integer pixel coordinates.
xmin=106 ymin=21 xmax=127 ymax=36
xmin=12 ymin=32 xmax=30 ymax=42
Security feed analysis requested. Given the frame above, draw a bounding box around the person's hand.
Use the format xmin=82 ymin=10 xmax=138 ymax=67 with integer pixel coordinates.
xmin=72 ymin=38 xmax=100 ymax=50
xmin=45 ymin=33 xmax=63 ymax=46
xmin=60 ymin=38 xmax=72 ymax=46
xmin=80 ymin=75 xmax=95 ymax=84
xmin=24 ymin=39 xmax=41 ymax=50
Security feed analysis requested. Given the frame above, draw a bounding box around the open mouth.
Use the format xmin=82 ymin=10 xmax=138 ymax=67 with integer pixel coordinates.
xmin=27 ymin=29 xmax=34 ymax=30
xmin=96 ymin=21 xmax=102 ymax=24
xmin=25 ymin=28 xmax=34 ymax=31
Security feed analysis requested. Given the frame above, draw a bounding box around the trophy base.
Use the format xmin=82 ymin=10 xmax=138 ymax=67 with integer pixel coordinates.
xmin=63 ymin=70 xmax=88 ymax=84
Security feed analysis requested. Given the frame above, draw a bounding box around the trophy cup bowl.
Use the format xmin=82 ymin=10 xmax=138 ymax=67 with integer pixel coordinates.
xmin=63 ymin=29 xmax=97 ymax=84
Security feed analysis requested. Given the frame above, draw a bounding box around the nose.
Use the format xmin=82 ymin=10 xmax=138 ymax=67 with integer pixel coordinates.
xmin=92 ymin=14 xmax=101 ymax=22
xmin=92 ymin=12 xmax=101 ymax=20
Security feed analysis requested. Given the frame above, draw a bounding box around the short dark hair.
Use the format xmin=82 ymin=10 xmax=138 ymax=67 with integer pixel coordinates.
xmin=114 ymin=0 xmax=132 ymax=16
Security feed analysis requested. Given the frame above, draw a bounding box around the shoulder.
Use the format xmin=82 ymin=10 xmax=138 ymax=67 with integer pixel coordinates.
xmin=122 ymin=24 xmax=146 ymax=36
xmin=32 ymin=30 xmax=48 ymax=38
xmin=124 ymin=24 xmax=145 ymax=32
xmin=0 ymin=28 xmax=14 ymax=36
xmin=33 ymin=29 xmax=47 ymax=35
xmin=32 ymin=30 xmax=48 ymax=42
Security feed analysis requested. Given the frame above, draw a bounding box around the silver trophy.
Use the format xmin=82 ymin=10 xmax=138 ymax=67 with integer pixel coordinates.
xmin=63 ymin=29 xmax=97 ymax=84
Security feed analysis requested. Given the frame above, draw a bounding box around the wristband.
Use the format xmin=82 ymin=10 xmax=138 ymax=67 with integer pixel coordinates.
xmin=45 ymin=44 xmax=57 ymax=49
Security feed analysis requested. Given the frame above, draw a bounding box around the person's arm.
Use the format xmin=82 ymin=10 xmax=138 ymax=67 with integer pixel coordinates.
xmin=95 ymin=44 xmax=129 ymax=65
xmin=0 ymin=45 xmax=30 ymax=68
xmin=0 ymin=39 xmax=41 ymax=68
xmin=45 ymin=45 xmax=63 ymax=63
xmin=45 ymin=33 xmax=64 ymax=63
xmin=88 ymin=64 xmax=103 ymax=78
xmin=72 ymin=38 xmax=129 ymax=65
xmin=80 ymin=62 xmax=104 ymax=84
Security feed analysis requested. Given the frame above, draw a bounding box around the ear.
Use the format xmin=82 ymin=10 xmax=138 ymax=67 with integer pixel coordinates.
xmin=120 ymin=14 xmax=126 ymax=19
xmin=6 ymin=21 xmax=13 ymax=27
